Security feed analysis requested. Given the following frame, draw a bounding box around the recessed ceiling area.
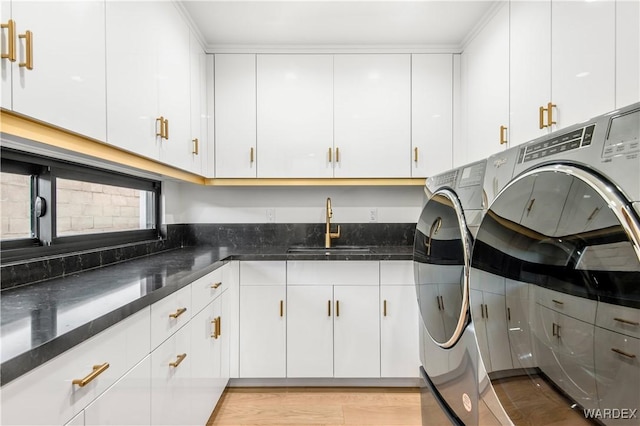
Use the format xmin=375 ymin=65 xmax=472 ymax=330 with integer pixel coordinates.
xmin=180 ymin=1 xmax=499 ymax=51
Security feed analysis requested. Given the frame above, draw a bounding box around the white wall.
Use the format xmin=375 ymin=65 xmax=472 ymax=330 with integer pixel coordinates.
xmin=163 ymin=181 xmax=425 ymax=225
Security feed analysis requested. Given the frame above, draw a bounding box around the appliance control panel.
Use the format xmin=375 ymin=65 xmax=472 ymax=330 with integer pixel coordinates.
xmin=517 ymin=125 xmax=596 ymax=164
xmin=458 ymin=161 xmax=486 ymax=188
xmin=429 ymin=170 xmax=458 ymax=189
xmin=602 ymin=109 xmax=640 ymax=159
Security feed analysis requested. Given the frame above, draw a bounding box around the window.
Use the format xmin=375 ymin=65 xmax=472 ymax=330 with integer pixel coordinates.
xmin=1 ymin=149 xmax=161 ymax=261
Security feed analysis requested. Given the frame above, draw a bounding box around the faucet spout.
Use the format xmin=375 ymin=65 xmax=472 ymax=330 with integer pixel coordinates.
xmin=325 ymin=197 xmax=341 ymax=248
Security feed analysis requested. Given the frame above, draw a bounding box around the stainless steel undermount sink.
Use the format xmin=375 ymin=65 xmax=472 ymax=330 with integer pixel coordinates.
xmin=287 ymin=246 xmax=373 ymax=254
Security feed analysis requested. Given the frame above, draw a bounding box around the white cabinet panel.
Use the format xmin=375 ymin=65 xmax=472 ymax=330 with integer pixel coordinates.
xmin=191 ymin=266 xmax=225 ymax=315
xmin=188 ymin=32 xmax=206 ymax=175
xmin=240 ymin=260 xmax=286 ymax=286
xmin=334 ymin=285 xmax=380 ymax=378
xmin=596 ymin=301 xmax=640 ymax=339
xmin=551 ymin=0 xmax=616 ymax=127
xmin=9 ymin=1 xmax=106 ymax=141
xmin=286 ymin=285 xmax=334 ymax=378
xmin=239 ymin=285 xmax=286 ymax=378
xmin=472 ymin=289 xmax=513 ymax=373
xmin=1 ymin=0 xmax=12 ymax=110
xmin=411 ymin=54 xmax=453 ymax=177
xmin=150 ymin=284 xmax=192 ymax=350
xmin=215 ymin=54 xmax=257 ymax=177
xmin=287 ymin=260 xmax=379 ymax=286
xmin=534 ymin=286 xmax=597 ymax=325
xmin=257 ymin=54 xmax=334 ymax=178
xmin=505 ymin=280 xmax=535 ymax=369
xmin=380 ymin=260 xmax=414 ymax=286
xmin=150 ymin=324 xmax=192 ymax=426
xmin=616 ymin=0 xmax=640 ymax=108
xmin=509 ymin=0 xmax=551 ymax=145
xmin=334 ymin=54 xmax=411 ymax=177
xmin=84 ymin=356 xmax=151 ymax=426
xmin=381 ymin=285 xmax=420 ymax=378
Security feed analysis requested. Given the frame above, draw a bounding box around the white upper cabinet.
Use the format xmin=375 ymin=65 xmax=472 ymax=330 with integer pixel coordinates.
xmin=189 ymin=33 xmax=206 ymax=176
xmin=214 ymin=54 xmax=257 ymax=178
xmin=5 ymin=1 xmax=106 ymax=141
xmin=509 ymin=0 xmax=551 ymax=146
xmin=551 ymin=0 xmax=615 ymax=128
xmin=333 ymin=54 xmax=411 ymax=178
xmin=616 ymin=0 xmax=640 ymax=108
xmin=257 ymin=54 xmax=334 ymax=178
xmin=106 ymin=1 xmax=161 ymax=160
xmin=460 ymin=3 xmax=509 ymax=166
xmin=1 ymin=0 xmax=12 ymax=110
xmin=411 ymin=54 xmax=453 ymax=177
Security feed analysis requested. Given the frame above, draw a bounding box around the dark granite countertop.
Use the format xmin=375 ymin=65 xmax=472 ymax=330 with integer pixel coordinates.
xmin=0 ymin=245 xmax=412 ymax=385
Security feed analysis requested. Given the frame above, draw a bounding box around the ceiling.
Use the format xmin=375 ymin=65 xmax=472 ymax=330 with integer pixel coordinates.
xmin=180 ymin=1 xmax=500 ymax=52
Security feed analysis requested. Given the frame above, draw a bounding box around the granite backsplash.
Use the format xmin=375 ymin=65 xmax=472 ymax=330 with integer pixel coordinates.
xmin=0 ymin=223 xmax=416 ymax=290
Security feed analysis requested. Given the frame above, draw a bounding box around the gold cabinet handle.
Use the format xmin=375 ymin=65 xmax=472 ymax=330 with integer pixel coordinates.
xmin=1 ymin=19 xmax=16 ymax=62
xmin=414 ymin=147 xmax=419 ymax=163
xmin=336 ymin=300 xmax=340 ymax=317
xmin=18 ymin=30 xmax=33 ymax=70
xmin=539 ymin=105 xmax=546 ymax=129
xmin=211 ymin=282 xmax=222 ymax=289
xmin=192 ymin=138 xmax=199 ymax=155
xmin=328 ymin=147 xmax=332 ymax=163
xmin=383 ymin=300 xmax=387 ymax=317
xmin=250 ymin=147 xmax=255 ymax=163
xmin=614 ymin=317 xmax=639 ymax=326
xmin=217 ymin=316 xmax=221 ymax=336
xmin=169 ymin=353 xmax=187 ymax=367
xmin=163 ymin=118 xmax=169 ymax=139
xmin=547 ymin=102 xmax=556 ymax=127
xmin=611 ymin=348 xmax=636 ymax=359
xmin=499 ymin=125 xmax=508 ymax=145
xmin=72 ymin=362 xmax=109 ymax=387
xmin=280 ymin=300 xmax=284 ymax=317
xmin=211 ymin=318 xmax=219 ymax=338
xmin=335 ymin=147 xmax=340 ymax=162
xmin=552 ymin=299 xmax=564 ymax=305
xmin=156 ymin=116 xmax=165 ymax=138
xmin=169 ymin=307 xmax=187 ymax=319
xmin=328 ymin=300 xmax=331 ymax=316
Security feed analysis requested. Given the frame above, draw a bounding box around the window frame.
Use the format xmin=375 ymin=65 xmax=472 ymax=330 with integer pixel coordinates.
xmin=1 ymin=148 xmax=162 ymax=262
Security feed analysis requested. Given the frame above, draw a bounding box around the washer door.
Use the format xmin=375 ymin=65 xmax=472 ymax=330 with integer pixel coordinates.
xmin=414 ymin=189 xmax=473 ymax=349
xmin=470 ymin=164 xmax=640 ymax=424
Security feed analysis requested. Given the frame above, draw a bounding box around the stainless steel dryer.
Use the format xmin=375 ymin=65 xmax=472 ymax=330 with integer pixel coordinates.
xmin=469 ymin=102 xmax=640 ymax=425
xmin=414 ymin=160 xmax=487 ymax=425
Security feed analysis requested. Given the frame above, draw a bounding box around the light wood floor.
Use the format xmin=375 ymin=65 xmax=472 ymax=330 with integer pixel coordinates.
xmin=206 ymin=387 xmax=423 ymax=426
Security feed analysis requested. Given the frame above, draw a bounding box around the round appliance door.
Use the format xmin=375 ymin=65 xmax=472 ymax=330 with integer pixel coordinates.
xmin=414 ymin=189 xmax=473 ymax=349
xmin=470 ymin=164 xmax=640 ymax=425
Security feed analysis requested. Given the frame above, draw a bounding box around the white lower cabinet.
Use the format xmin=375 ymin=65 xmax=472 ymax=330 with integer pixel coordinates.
xmin=151 ymin=324 xmax=192 ymax=426
xmin=505 ymin=280 xmax=535 ymax=369
xmin=380 ymin=285 xmax=420 ymax=378
xmin=471 ymin=289 xmax=513 ymax=373
xmin=84 ymin=356 xmax=152 ymax=426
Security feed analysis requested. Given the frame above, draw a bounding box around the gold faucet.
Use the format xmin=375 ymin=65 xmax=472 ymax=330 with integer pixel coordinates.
xmin=325 ymin=197 xmax=341 ymax=248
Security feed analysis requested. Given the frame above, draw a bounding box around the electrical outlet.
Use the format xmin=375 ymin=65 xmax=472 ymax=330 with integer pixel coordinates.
xmin=368 ymin=208 xmax=378 ymax=223
xmin=266 ymin=208 xmax=276 ymax=223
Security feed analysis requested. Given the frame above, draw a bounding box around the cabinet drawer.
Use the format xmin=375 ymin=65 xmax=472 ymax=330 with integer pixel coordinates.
xmin=534 ymin=286 xmax=596 ymax=324
xmin=191 ymin=266 xmax=225 ymax=314
xmin=240 ymin=261 xmax=286 ymax=285
xmin=1 ymin=307 xmax=150 ymax=425
xmin=596 ymin=301 xmax=640 ymax=339
xmin=287 ymin=261 xmax=379 ymax=285
xmin=151 ymin=285 xmax=192 ymax=350
xmin=380 ymin=261 xmax=414 ymax=285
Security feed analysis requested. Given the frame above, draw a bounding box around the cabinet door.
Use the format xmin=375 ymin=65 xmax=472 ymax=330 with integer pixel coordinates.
xmin=334 ymin=54 xmax=411 ymax=178
xmin=257 ymin=54 xmax=334 ymax=178
xmin=287 ymin=285 xmax=334 ymax=377
xmin=616 ymin=0 xmax=640 ymax=108
xmin=150 ymin=284 xmax=192 ymax=350
xmin=381 ymin=285 xmax=420 ymax=378
xmin=483 ymin=291 xmax=513 ymax=372
xmin=551 ymin=0 xmax=615 ymax=128
xmin=519 ymin=171 xmax=573 ymax=235
xmin=505 ymin=280 xmax=535 ymax=369
xmin=214 ymin=54 xmax=257 ymax=177
xmin=151 ymin=324 xmax=191 ymax=426
xmin=106 ymin=1 xmax=160 ymax=160
xmin=84 ymin=356 xmax=152 ymax=426
xmin=188 ymin=32 xmax=206 ymax=176
xmin=1 ymin=0 xmax=11 ymax=109
xmin=190 ymin=296 xmax=222 ymax=425
xmin=509 ymin=0 xmax=551 ymax=145
xmin=411 ymin=54 xmax=453 ymax=177
xmin=11 ymin=1 xmax=106 ymax=141
xmin=334 ymin=285 xmax=380 ymax=378
xmin=471 ymin=289 xmax=493 ymax=372
xmin=239 ymin=285 xmax=286 ymax=378
xmin=460 ymin=2 xmax=509 ymax=164
xmin=157 ymin=2 xmax=192 ymax=172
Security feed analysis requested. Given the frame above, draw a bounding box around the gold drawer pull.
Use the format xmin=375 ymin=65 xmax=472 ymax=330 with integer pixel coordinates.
xmin=211 ymin=318 xmax=219 ymax=339
xmin=383 ymin=300 xmax=387 ymax=317
xmin=552 ymin=299 xmax=564 ymax=305
xmin=280 ymin=300 xmax=284 ymax=317
xmin=614 ymin=317 xmax=639 ymax=326
xmin=414 ymin=147 xmax=419 ymax=163
xmin=169 ymin=353 xmax=187 ymax=368
xmin=211 ymin=282 xmax=222 ymax=289
xmin=499 ymin=125 xmax=508 ymax=145
xmin=18 ymin=30 xmax=33 ymax=70
xmin=611 ymin=348 xmax=636 ymax=359
xmin=169 ymin=307 xmax=187 ymax=319
xmin=328 ymin=147 xmax=332 ymax=163
xmin=72 ymin=363 xmax=109 ymax=387
xmin=335 ymin=147 xmax=340 ymax=162
xmin=192 ymin=138 xmax=199 ymax=155
xmin=539 ymin=105 xmax=546 ymax=129
xmin=1 ymin=19 xmax=16 ymax=62
xmin=250 ymin=147 xmax=255 ymax=163
xmin=217 ymin=316 xmax=221 ymax=337
xmin=328 ymin=300 xmax=331 ymax=316
xmin=336 ymin=300 xmax=340 ymax=317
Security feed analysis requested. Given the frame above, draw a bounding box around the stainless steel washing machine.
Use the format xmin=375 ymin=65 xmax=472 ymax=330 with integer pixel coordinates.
xmin=414 ymin=160 xmax=487 ymax=425
xmin=469 ymin=102 xmax=640 ymax=425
